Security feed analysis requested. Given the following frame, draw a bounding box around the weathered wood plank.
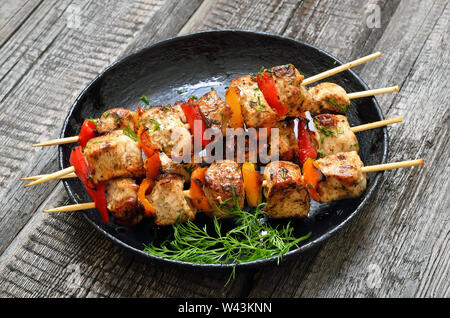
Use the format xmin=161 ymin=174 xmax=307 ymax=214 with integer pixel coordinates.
xmin=248 ymin=0 xmax=449 ymax=298
xmin=0 ymin=0 xmax=43 ymax=48
xmin=0 ymin=0 xmax=202 ymax=254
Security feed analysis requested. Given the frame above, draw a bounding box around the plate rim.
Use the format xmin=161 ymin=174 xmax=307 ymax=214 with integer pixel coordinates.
xmin=59 ymin=29 xmax=389 ymax=270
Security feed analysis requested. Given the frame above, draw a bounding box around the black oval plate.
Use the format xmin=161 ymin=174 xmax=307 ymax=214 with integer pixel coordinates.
xmin=60 ymin=30 xmax=388 ymax=270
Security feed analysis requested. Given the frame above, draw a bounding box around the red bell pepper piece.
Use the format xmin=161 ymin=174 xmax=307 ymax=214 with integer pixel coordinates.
xmin=69 ymin=146 xmax=109 ymax=223
xmin=78 ymin=119 xmax=97 ymax=148
xmin=297 ymin=117 xmax=318 ymax=166
xmin=256 ymin=71 xmax=288 ymax=116
xmin=180 ymin=103 xmax=209 ymax=147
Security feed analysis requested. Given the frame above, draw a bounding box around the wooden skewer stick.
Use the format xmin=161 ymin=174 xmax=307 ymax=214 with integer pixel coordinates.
xmin=348 ymin=86 xmax=399 ymax=100
xmin=350 ymin=116 xmax=403 ymax=133
xmin=44 ymin=202 xmax=96 ymax=213
xmin=43 ymin=191 xmax=192 ymax=213
xmin=21 ymin=172 xmax=77 ymax=181
xmin=361 ymin=159 xmax=425 ymax=173
xmin=302 ymin=52 xmax=382 ymax=86
xmin=32 ymin=136 xmax=79 ymax=147
xmin=24 ymin=166 xmax=76 ymax=188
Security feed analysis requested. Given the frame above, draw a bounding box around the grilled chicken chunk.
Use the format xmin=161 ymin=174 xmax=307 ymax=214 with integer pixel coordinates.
xmin=203 ymin=160 xmax=245 ymax=218
xmin=137 ymin=104 xmax=192 ymax=158
xmin=308 ymin=82 xmax=350 ymax=115
xmin=313 ymin=151 xmax=367 ymax=203
xmin=84 ymin=130 xmax=144 ymax=184
xmin=97 ymin=108 xmax=136 ymax=135
xmin=147 ymin=174 xmax=197 ymax=226
xmin=229 ymin=75 xmax=278 ymax=128
xmin=159 ymin=152 xmax=199 ymax=181
xmin=196 ymin=90 xmax=232 ymax=135
xmin=263 ymin=161 xmax=310 ymax=219
xmin=269 ymin=120 xmax=298 ymax=162
xmin=106 ymin=178 xmax=143 ymax=226
xmin=313 ymin=114 xmax=359 ymax=157
xmin=268 ymin=64 xmax=315 ymax=118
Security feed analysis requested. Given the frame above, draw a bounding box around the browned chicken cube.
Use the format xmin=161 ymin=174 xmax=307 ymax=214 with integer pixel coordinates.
xmin=84 ymin=130 xmax=144 ymax=184
xmin=262 ymin=161 xmax=310 ymax=219
xmin=159 ymin=152 xmax=199 ymax=181
xmin=313 ymin=151 xmax=367 ymax=203
xmin=96 ymin=108 xmax=137 ymax=135
xmin=106 ymin=178 xmax=143 ymax=226
xmin=147 ymin=174 xmax=197 ymax=226
xmin=137 ymin=104 xmax=192 ymax=158
xmin=308 ymin=82 xmax=350 ymax=115
xmin=267 ymin=64 xmax=316 ymax=118
xmin=196 ymin=90 xmax=232 ymax=135
xmin=229 ymin=75 xmax=278 ymax=128
xmin=203 ymin=160 xmax=245 ymax=218
xmin=313 ymin=114 xmax=359 ymax=157
xmin=269 ymin=120 xmax=298 ymax=162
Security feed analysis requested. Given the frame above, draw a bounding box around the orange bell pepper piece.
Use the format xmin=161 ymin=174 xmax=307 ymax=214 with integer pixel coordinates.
xmin=302 ymin=158 xmax=324 ymax=202
xmin=189 ymin=167 xmax=212 ymax=212
xmin=225 ymin=86 xmax=244 ymax=128
xmin=242 ymin=162 xmax=262 ymax=207
xmin=138 ymin=178 xmax=156 ymax=217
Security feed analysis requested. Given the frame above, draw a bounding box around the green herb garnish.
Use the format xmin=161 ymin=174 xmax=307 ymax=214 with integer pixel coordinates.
xmin=123 ymin=127 xmax=138 ymax=141
xmin=140 ymin=95 xmax=150 ymax=105
xmin=146 ymin=118 xmax=160 ymax=132
xmin=103 ymin=111 xmax=110 ymax=118
xmin=317 ymin=149 xmax=326 ymax=157
xmin=143 ymin=190 xmax=312 ymax=283
xmin=315 ymin=120 xmax=334 ymax=137
xmin=89 ymin=119 xmax=98 ymax=126
xmin=327 ymin=98 xmax=348 ymax=113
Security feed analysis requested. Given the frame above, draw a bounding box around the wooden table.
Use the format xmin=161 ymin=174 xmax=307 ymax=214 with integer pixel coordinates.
xmin=0 ymin=0 xmax=448 ymax=298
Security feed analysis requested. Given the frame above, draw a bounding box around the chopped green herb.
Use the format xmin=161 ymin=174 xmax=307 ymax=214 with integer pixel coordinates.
xmin=280 ymin=168 xmax=288 ymax=179
xmin=89 ymin=119 xmax=98 ymax=126
xmin=315 ymin=120 xmax=334 ymax=137
xmin=256 ymin=105 xmax=268 ymax=113
xmin=328 ymin=98 xmax=348 ymax=113
xmin=113 ymin=114 xmax=120 ymax=123
xmin=103 ymin=111 xmax=110 ymax=118
xmin=288 ymin=79 xmax=294 ymax=85
xmin=123 ymin=127 xmax=138 ymax=141
xmin=146 ymin=118 xmax=160 ymax=132
xmin=176 ymin=89 xmax=186 ymax=94
xmin=351 ymin=142 xmax=359 ymax=148
xmin=140 ymin=95 xmax=150 ymax=105
xmin=317 ymin=149 xmax=326 ymax=157
xmin=190 ymin=95 xmax=198 ymax=101
xmin=336 ymin=130 xmax=344 ymax=134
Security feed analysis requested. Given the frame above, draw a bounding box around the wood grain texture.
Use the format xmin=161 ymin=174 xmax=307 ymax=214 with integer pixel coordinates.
xmin=0 ymin=0 xmax=448 ymax=298
xmin=0 ymin=0 xmax=202 ymax=254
